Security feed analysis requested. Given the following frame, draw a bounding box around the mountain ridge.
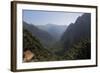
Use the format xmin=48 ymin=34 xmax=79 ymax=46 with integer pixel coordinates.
xmin=58 ymin=13 xmax=91 ymax=58
xmin=36 ymin=23 xmax=68 ymax=40
xmin=23 ymin=21 xmax=55 ymax=48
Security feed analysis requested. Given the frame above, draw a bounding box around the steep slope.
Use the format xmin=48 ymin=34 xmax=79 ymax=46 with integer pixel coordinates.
xmin=23 ymin=21 xmax=55 ymax=48
xmin=62 ymin=39 xmax=91 ymax=60
xmin=56 ymin=13 xmax=91 ymax=59
xmin=23 ymin=29 xmax=59 ymax=62
xmin=61 ymin=13 xmax=91 ymax=50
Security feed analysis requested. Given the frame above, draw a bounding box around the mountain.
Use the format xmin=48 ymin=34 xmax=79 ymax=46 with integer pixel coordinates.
xmin=61 ymin=13 xmax=91 ymax=49
xmin=23 ymin=21 xmax=55 ymax=48
xmin=23 ymin=29 xmax=55 ymax=62
xmin=56 ymin=13 xmax=91 ymax=59
xmin=37 ymin=24 xmax=67 ymax=40
xmin=23 ymin=29 xmax=64 ymax=62
xmin=23 ymin=13 xmax=91 ymax=61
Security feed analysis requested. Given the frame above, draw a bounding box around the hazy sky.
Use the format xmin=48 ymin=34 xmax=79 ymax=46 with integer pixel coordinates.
xmin=23 ymin=10 xmax=84 ymax=26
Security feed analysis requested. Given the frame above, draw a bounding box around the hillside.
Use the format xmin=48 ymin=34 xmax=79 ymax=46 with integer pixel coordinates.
xmin=23 ymin=29 xmax=61 ymax=62
xmin=57 ymin=13 xmax=91 ymax=59
xmin=61 ymin=13 xmax=91 ymax=49
xmin=23 ymin=22 xmax=55 ymax=48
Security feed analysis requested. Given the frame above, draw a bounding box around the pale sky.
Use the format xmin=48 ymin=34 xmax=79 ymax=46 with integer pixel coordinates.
xmin=23 ymin=10 xmax=84 ymax=26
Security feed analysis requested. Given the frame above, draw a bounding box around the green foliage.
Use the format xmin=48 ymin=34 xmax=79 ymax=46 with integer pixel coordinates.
xmin=23 ymin=28 xmax=91 ymax=62
xmin=23 ymin=28 xmax=62 ymax=62
xmin=62 ymin=39 xmax=91 ymax=60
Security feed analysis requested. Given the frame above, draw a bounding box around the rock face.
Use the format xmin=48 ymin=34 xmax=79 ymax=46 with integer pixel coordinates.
xmin=60 ymin=13 xmax=91 ymax=51
xmin=23 ymin=50 xmax=35 ymax=62
xmin=53 ymin=13 xmax=91 ymax=59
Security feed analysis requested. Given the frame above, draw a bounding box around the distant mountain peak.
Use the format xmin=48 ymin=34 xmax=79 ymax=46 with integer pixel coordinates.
xmin=46 ymin=23 xmax=58 ymax=26
xmin=46 ymin=23 xmax=67 ymax=26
